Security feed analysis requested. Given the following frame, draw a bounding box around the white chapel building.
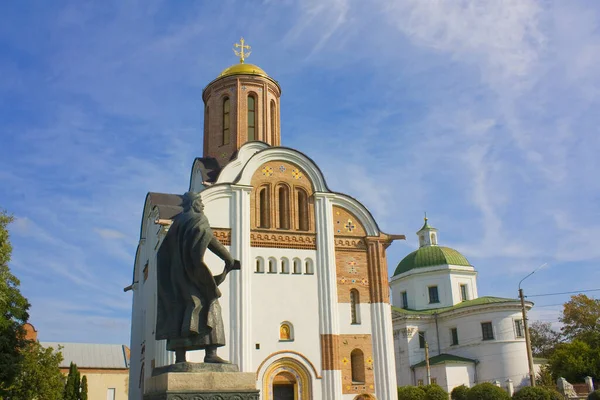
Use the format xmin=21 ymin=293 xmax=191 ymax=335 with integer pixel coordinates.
xmin=128 ymin=46 xmax=400 ymax=400
xmin=389 ymin=218 xmax=534 ymax=393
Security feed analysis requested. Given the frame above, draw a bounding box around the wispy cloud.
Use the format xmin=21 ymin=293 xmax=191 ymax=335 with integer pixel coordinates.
xmin=1 ymin=0 xmax=599 ymax=344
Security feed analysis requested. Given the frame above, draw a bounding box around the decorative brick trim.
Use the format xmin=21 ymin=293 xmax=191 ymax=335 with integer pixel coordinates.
xmin=144 ymin=392 xmax=259 ymax=400
xmin=334 ymin=237 xmax=367 ymax=252
xmin=250 ymin=231 xmax=316 ymax=250
xmin=212 ymin=228 xmax=231 ymax=246
xmin=366 ymin=238 xmax=390 ymax=304
xmin=320 ymin=334 xmax=341 ymax=371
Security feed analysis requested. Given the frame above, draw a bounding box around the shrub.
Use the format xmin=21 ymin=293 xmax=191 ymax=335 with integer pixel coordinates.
xmin=466 ymin=382 xmax=510 ymax=400
xmin=588 ymin=390 xmax=600 ymax=400
xmin=512 ymin=386 xmax=551 ymax=400
xmin=452 ymin=385 xmax=470 ymax=400
xmin=423 ymin=384 xmax=448 ymax=400
xmin=545 ymin=388 xmax=563 ymax=400
xmin=398 ymin=386 xmax=426 ymax=400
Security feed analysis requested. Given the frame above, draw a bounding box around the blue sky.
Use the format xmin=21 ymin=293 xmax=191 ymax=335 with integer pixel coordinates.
xmin=1 ymin=0 xmax=599 ymax=345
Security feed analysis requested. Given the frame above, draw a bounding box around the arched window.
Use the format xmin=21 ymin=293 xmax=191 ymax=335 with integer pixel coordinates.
xmin=247 ymin=95 xmax=256 ymax=141
xmin=304 ymin=259 xmax=314 ymax=274
xmin=279 ymin=322 xmax=294 ymax=341
xmin=278 ymin=185 xmax=290 ymax=229
xmin=268 ymin=258 xmax=277 ymax=273
xmin=222 ymin=97 xmax=230 ymax=145
xmin=204 ymin=105 xmax=209 ymax=135
xmin=258 ymin=186 xmax=270 ymax=228
xmin=270 ymin=100 xmax=276 ymax=144
xmin=351 ymin=349 xmax=365 ymax=383
xmin=293 ymin=258 xmax=302 ymax=274
xmin=350 ymin=289 xmax=361 ymax=324
xmin=280 ymin=258 xmax=290 ymax=274
xmin=296 ymin=188 xmax=309 ymax=231
xmin=255 ymin=257 xmax=265 ymax=273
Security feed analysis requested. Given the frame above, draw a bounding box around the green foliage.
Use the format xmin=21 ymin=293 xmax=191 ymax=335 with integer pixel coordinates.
xmin=560 ymin=294 xmax=600 ymax=345
xmin=530 ymin=321 xmax=562 ymax=358
xmin=536 ymin=365 xmax=555 ymax=387
xmin=588 ymin=390 xmax=600 ymax=400
xmin=63 ymin=362 xmax=82 ymax=400
xmin=546 ymin=389 xmax=563 ymax=400
xmin=548 ymin=340 xmax=600 ymax=382
xmin=398 ymin=385 xmax=426 ymax=400
xmin=422 ymin=384 xmax=447 ymax=400
xmin=0 ymin=210 xmax=31 ymax=396
xmin=512 ymin=386 xmax=551 ymax=400
xmin=451 ymin=385 xmax=470 ymax=400
xmin=80 ymin=375 xmax=88 ymax=400
xmin=5 ymin=341 xmax=64 ymax=400
xmin=466 ymin=382 xmax=510 ymax=400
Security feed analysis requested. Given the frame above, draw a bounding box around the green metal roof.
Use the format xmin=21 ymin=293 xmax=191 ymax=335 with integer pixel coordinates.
xmin=412 ymin=353 xmax=477 ymax=368
xmin=393 ymin=246 xmax=471 ymax=276
xmin=392 ymin=296 xmax=522 ymax=316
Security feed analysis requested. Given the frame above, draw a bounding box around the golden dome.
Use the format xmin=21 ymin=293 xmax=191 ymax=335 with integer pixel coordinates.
xmin=218 ymin=63 xmax=269 ymax=78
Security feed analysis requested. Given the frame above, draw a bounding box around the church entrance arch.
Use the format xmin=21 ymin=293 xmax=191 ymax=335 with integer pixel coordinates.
xmin=261 ymin=357 xmax=312 ymax=400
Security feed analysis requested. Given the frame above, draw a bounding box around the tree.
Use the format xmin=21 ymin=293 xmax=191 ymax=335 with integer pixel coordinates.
xmin=80 ymin=375 xmax=88 ymax=400
xmin=530 ymin=321 xmax=561 ymax=358
xmin=63 ymin=362 xmax=81 ymax=400
xmin=5 ymin=341 xmax=65 ymax=400
xmin=548 ymin=340 xmax=600 ymax=382
xmin=560 ymin=294 xmax=600 ymax=346
xmin=0 ymin=210 xmax=31 ymax=396
xmin=451 ymin=385 xmax=469 ymax=400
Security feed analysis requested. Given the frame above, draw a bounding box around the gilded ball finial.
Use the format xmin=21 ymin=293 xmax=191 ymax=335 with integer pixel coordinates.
xmin=424 ymin=211 xmax=428 ymax=222
xmin=233 ymin=37 xmax=251 ymax=64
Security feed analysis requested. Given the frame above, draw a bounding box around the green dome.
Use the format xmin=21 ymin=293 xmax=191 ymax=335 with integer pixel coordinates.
xmin=394 ymin=246 xmax=471 ymax=276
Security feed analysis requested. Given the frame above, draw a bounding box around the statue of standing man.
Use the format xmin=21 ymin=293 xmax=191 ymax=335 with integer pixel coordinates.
xmin=156 ymin=191 xmax=240 ymax=364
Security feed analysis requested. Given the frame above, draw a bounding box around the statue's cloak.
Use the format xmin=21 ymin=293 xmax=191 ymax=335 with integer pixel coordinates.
xmin=155 ymin=209 xmax=225 ymax=350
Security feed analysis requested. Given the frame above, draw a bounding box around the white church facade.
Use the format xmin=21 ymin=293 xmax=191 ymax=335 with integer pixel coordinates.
xmin=128 ymin=44 xmax=400 ymax=400
xmin=389 ymin=219 xmax=534 ymax=393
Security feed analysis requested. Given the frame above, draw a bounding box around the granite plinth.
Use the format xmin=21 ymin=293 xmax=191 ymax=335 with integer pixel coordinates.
xmin=144 ymin=363 xmax=259 ymax=400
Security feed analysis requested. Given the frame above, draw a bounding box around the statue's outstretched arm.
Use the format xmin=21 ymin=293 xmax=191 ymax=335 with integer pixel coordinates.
xmin=209 ymin=237 xmax=240 ymax=286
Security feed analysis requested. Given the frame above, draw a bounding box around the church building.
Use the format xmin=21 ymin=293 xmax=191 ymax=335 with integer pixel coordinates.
xmin=389 ymin=218 xmax=534 ymax=393
xmin=127 ymin=40 xmax=400 ymax=400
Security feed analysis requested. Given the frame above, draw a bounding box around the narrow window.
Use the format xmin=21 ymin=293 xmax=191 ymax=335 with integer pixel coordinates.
xmin=293 ymin=259 xmax=302 ymax=274
xmin=304 ymin=259 xmax=314 ymax=274
xmin=350 ymin=289 xmax=360 ymax=324
xmin=350 ymin=349 xmax=365 ymax=383
xmin=418 ymin=331 xmax=426 ymax=349
xmin=515 ymin=319 xmax=524 ymax=338
xmin=222 ymin=97 xmax=230 ymax=145
xmin=268 ymin=258 xmax=277 ymax=273
xmin=107 ymin=388 xmax=116 ymax=400
xmin=417 ymin=379 xmax=424 ymax=386
xmin=451 ymin=328 xmax=459 ymax=346
xmin=428 ymin=286 xmax=440 ymax=304
xmin=255 ymin=258 xmax=265 ymax=273
xmin=247 ymin=95 xmax=255 ymax=141
xmin=481 ymin=322 xmax=494 ymax=340
xmin=401 ymin=291 xmax=408 ymax=309
xmin=431 ymin=377 xmax=438 ymax=385
xmin=258 ymin=186 xmax=270 ymax=228
xmin=430 ymin=233 xmax=437 ymax=245
xmin=281 ymin=258 xmax=290 ymax=274
xmin=204 ymin=105 xmax=209 ymax=137
xmin=278 ymin=185 xmax=290 ymax=229
xmin=270 ymin=100 xmax=276 ymax=144
xmin=297 ymin=189 xmax=309 ymax=231
xmin=460 ymin=284 xmax=468 ymax=302
xmin=143 ymin=262 xmax=149 ymax=282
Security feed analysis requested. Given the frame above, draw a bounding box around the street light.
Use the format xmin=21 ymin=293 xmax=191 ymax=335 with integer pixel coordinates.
xmin=518 ymin=263 xmax=547 ymax=387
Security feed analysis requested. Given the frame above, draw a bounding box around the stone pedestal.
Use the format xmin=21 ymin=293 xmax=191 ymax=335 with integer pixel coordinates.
xmin=144 ymin=363 xmax=259 ymax=400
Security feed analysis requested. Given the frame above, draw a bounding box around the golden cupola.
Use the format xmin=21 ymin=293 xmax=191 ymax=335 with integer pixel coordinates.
xmin=202 ymin=38 xmax=282 ymax=166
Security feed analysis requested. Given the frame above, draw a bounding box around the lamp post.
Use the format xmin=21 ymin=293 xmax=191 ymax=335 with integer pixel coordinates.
xmin=518 ymin=263 xmax=547 ymax=387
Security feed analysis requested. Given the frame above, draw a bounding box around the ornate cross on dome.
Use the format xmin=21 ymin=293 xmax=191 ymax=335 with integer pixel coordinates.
xmin=233 ymin=37 xmax=251 ymax=64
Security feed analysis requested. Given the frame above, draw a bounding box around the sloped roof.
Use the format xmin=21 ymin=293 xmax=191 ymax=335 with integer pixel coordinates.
xmin=41 ymin=342 xmax=130 ymax=369
xmin=412 ymin=353 xmax=477 ymax=368
xmin=392 ymin=296 xmax=525 ymax=317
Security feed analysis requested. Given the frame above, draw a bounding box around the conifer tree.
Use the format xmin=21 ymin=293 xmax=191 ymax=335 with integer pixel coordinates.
xmin=80 ymin=375 xmax=88 ymax=400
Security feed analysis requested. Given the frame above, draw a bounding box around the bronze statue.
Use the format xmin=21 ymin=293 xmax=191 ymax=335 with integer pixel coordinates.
xmin=156 ymin=191 xmax=240 ymax=364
